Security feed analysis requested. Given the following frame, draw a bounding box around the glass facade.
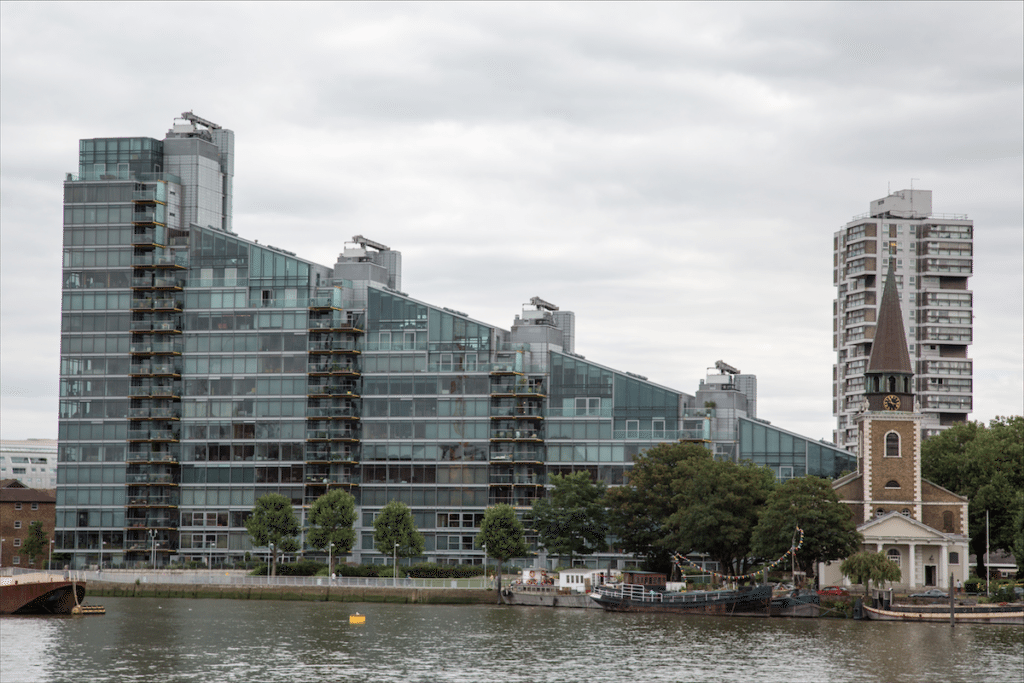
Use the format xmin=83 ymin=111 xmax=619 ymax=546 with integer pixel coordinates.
xmin=56 ymin=116 xmax=856 ymax=570
xmin=738 ymin=417 xmax=856 ymax=482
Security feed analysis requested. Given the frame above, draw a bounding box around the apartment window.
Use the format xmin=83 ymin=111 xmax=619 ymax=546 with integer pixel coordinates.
xmin=575 ymin=397 xmax=600 ymax=416
xmin=876 ymin=508 xmax=886 ymax=518
xmin=625 ymin=420 xmax=639 ymax=437
xmin=13 ymin=521 xmax=21 ymax=529
xmin=901 ymin=509 xmax=910 ymax=516
xmin=13 ymin=538 xmax=21 ymax=546
xmin=14 ymin=502 xmax=22 ymax=510
xmin=12 ymin=556 xmax=19 ymax=565
xmin=31 ymin=503 xmax=39 ymax=511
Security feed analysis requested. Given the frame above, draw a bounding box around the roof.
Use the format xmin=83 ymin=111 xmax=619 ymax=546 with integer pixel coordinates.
xmin=867 ymin=263 xmax=913 ymax=374
xmin=858 ymin=510 xmax=967 ymax=542
xmin=0 ymin=480 xmax=56 ymax=504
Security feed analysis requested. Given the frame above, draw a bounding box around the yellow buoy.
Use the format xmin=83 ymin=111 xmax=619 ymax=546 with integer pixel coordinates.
xmin=349 ymin=613 xmax=366 ymax=624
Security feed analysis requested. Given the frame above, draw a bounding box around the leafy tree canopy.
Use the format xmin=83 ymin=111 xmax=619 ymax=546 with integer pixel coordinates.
xmin=665 ymin=457 xmax=776 ymax=578
xmin=840 ymin=551 xmax=902 ymax=595
xmin=606 ymin=442 xmax=712 ymax=572
xmin=307 ymin=489 xmax=357 ymax=573
xmin=244 ymin=493 xmax=300 ymax=577
xmin=921 ymin=416 xmax=1024 ymax=575
xmin=22 ymin=521 xmax=48 ymax=566
xmin=751 ymin=476 xmax=862 ymax=579
xmin=373 ymin=500 xmax=425 ymax=561
xmin=476 ymin=504 xmax=530 ymax=601
xmin=530 ymin=471 xmax=608 ymax=566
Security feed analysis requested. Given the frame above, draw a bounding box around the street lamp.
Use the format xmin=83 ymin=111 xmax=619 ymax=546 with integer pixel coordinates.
xmin=99 ymin=540 xmax=105 ymax=571
xmin=148 ymin=529 xmax=157 ymax=569
xmin=328 ymin=541 xmax=334 ymax=581
xmin=268 ymin=542 xmax=275 ymax=579
xmin=394 ymin=542 xmax=400 ymax=587
xmin=482 ymin=543 xmax=488 ymax=589
xmin=49 ymin=539 xmax=55 ymax=572
xmin=1 ymin=538 xmax=5 ymax=568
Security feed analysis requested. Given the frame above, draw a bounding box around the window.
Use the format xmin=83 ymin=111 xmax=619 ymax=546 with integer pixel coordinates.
xmin=14 ymin=502 xmax=21 ymax=510
xmin=949 ymin=552 xmax=959 ymax=565
xmin=901 ymin=509 xmax=911 ymax=516
xmin=13 ymin=521 xmax=21 ymax=529
xmin=12 ymin=556 xmax=19 ymax=565
xmin=943 ymin=510 xmax=954 ymax=533
xmin=876 ymin=508 xmax=886 ymax=518
xmin=886 ymin=549 xmax=901 ymax=567
xmin=13 ymin=538 xmax=21 ymax=547
xmin=31 ymin=503 xmax=38 ymax=511
xmin=885 ymin=432 xmax=900 ymax=457
xmin=886 ymin=480 xmax=901 ymax=489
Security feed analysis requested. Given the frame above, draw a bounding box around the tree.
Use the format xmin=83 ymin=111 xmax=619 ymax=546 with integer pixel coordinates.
xmin=1012 ymin=490 xmax=1024 ymax=578
xmin=921 ymin=416 xmax=1024 ymax=577
xmin=372 ymin=500 xmax=425 ymax=575
xmin=606 ymin=442 xmax=712 ymax=572
xmin=476 ymin=504 xmax=529 ymax=603
xmin=306 ymin=489 xmax=357 ymax=575
xmin=530 ymin=471 xmax=608 ymax=567
xmin=22 ymin=521 xmax=48 ymax=568
xmin=665 ymin=457 xmax=776 ymax=579
xmin=244 ymin=493 xmax=300 ymax=577
xmin=840 ymin=551 xmax=902 ymax=596
xmin=751 ymin=476 xmax=862 ymax=583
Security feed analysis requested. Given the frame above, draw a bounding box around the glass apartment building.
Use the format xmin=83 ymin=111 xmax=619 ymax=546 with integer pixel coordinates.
xmin=56 ymin=114 xmax=854 ymax=570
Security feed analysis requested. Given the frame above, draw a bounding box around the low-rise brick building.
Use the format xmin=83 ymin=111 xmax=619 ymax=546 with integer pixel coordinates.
xmin=1 ymin=480 xmax=57 ymax=569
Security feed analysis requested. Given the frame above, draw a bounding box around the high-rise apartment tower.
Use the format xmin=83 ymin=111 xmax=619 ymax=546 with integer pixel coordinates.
xmin=833 ymin=189 xmax=973 ymax=452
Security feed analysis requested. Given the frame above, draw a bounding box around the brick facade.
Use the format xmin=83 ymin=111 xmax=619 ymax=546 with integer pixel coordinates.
xmin=0 ymin=480 xmax=56 ymax=568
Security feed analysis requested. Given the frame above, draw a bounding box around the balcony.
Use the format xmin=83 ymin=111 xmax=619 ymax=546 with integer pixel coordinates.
xmin=305 ymin=445 xmax=360 ymax=462
xmin=126 ymin=493 xmax=180 ymax=507
xmin=489 ymin=450 xmax=545 ymax=462
xmin=306 ymin=382 xmax=360 ymax=397
xmin=611 ymin=429 xmax=707 ymax=441
xmin=308 ymin=340 xmax=362 ymax=353
xmin=305 ymin=406 xmax=359 ymax=419
xmin=130 ymin=320 xmax=182 ymax=333
xmin=125 ymin=514 xmax=178 ymax=529
xmin=125 ymin=473 xmax=178 ymax=485
xmin=129 ymin=363 xmax=181 ymax=376
xmin=128 ymin=428 xmax=180 ymax=442
xmin=490 ymin=429 xmax=543 ymax=442
xmin=128 ymin=407 xmax=181 ymax=420
xmin=308 ymin=361 xmax=360 ymax=376
xmin=306 ymin=428 xmax=359 ymax=442
xmin=127 ymin=448 xmax=179 ymax=463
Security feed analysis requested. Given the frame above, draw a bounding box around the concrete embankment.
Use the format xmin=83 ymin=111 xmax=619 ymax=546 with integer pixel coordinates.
xmin=90 ymin=581 xmax=497 ymax=605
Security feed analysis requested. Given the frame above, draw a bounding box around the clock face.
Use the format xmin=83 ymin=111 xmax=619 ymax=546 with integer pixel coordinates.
xmin=883 ymin=394 xmax=901 ymax=411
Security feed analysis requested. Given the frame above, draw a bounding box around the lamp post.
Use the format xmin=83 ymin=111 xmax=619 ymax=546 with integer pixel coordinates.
xmin=394 ymin=542 xmax=399 ymax=587
xmin=328 ymin=541 xmax=334 ymax=581
xmin=148 ymin=529 xmax=157 ymax=569
xmin=99 ymin=540 xmax=105 ymax=571
xmin=49 ymin=539 xmax=55 ymax=572
xmin=482 ymin=543 xmax=488 ymax=589
xmin=268 ymin=542 xmax=275 ymax=579
xmin=1 ymin=538 xmax=5 ymax=568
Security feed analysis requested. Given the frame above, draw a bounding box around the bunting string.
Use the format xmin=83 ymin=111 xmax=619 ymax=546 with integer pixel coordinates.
xmin=672 ymin=526 xmax=804 ymax=582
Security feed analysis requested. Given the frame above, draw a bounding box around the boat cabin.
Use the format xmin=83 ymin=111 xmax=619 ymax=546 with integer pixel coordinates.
xmin=557 ymin=568 xmax=617 ymax=593
xmin=621 ymin=571 xmax=666 ymax=590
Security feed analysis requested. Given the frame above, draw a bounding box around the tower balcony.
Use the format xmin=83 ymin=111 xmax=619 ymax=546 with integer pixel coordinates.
xmin=304 ymin=444 xmax=360 ymax=462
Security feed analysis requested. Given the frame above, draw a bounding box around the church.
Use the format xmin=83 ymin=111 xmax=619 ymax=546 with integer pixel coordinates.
xmin=819 ymin=265 xmax=970 ymax=591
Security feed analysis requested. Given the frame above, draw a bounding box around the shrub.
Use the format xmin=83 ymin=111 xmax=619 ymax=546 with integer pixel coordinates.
xmin=405 ymin=563 xmax=484 ymax=579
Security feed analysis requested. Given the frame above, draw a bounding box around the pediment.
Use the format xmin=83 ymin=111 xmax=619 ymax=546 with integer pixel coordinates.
xmin=858 ymin=511 xmax=949 ymax=541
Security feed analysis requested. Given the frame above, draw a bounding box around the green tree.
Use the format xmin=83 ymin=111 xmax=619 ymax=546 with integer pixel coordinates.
xmin=244 ymin=493 xmax=300 ymax=577
xmin=22 ymin=521 xmax=48 ymax=568
xmin=665 ymin=457 xmax=776 ymax=579
xmin=606 ymin=442 xmax=712 ymax=572
xmin=530 ymin=471 xmax=608 ymax=567
xmin=840 ymin=551 xmax=902 ymax=596
xmin=1012 ymin=490 xmax=1024 ymax=578
xmin=373 ymin=500 xmax=425 ymax=576
xmin=476 ymin=504 xmax=529 ymax=602
xmin=921 ymin=416 xmax=1024 ymax=576
xmin=751 ymin=476 xmax=862 ymax=583
xmin=306 ymin=489 xmax=357 ymax=575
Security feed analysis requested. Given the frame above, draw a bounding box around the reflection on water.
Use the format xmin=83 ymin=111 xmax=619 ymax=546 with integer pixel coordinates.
xmin=1 ymin=597 xmax=1021 ymax=683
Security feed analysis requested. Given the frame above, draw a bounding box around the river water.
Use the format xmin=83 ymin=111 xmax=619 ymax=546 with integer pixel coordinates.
xmin=1 ymin=597 xmax=1021 ymax=683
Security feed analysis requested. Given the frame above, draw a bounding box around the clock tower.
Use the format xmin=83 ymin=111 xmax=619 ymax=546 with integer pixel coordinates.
xmin=863 ymin=263 xmax=914 ymax=413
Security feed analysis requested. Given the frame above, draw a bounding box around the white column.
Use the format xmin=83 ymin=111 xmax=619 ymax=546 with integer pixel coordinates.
xmin=939 ymin=544 xmax=948 ymax=589
xmin=906 ymin=543 xmax=917 ymax=589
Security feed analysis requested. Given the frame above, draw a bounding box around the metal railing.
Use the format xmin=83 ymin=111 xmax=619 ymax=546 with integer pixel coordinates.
xmin=78 ymin=569 xmax=490 ymax=590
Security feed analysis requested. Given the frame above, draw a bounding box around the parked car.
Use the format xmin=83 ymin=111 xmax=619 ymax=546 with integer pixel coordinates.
xmin=817 ymin=585 xmax=850 ymax=597
xmin=910 ymin=589 xmax=948 ymax=598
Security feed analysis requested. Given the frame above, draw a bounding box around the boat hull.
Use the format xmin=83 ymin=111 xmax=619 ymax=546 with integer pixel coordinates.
xmin=863 ymin=604 xmax=1023 ymax=625
xmin=1 ymin=577 xmax=86 ymax=615
xmin=591 ymin=584 xmax=772 ymax=616
xmin=769 ymin=589 xmax=821 ymax=618
xmin=501 ymin=586 xmax=600 ymax=609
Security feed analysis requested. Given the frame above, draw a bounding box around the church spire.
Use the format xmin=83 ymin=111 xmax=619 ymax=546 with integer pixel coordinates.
xmin=863 ymin=261 xmax=914 ymax=411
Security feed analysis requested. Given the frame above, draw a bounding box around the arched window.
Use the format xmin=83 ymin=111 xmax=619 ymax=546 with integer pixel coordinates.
xmin=886 ymin=548 xmax=901 ymax=567
xmin=888 ymin=376 xmax=897 ymax=392
xmin=886 ymin=480 xmax=901 ymax=489
xmin=876 ymin=508 xmax=886 ymax=518
xmin=901 ymin=508 xmax=910 ymax=517
xmin=943 ymin=511 xmax=954 ymax=533
xmin=885 ymin=432 xmax=900 ymax=457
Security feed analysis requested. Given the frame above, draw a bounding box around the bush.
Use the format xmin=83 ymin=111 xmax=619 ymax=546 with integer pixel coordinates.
xmin=249 ymin=559 xmax=327 ymax=577
xmin=964 ymin=577 xmax=985 ymax=594
xmin=405 ymin=563 xmax=484 ymax=579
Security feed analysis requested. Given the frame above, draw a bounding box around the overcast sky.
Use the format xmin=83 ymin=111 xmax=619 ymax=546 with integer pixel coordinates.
xmin=2 ymin=2 xmax=1021 ymax=444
